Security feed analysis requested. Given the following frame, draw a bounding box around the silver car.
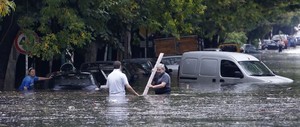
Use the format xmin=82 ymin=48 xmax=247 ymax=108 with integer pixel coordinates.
xmin=161 ymin=55 xmax=182 ymax=76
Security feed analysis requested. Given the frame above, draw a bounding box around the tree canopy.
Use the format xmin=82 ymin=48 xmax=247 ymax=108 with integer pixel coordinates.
xmin=10 ymin=0 xmax=300 ymax=60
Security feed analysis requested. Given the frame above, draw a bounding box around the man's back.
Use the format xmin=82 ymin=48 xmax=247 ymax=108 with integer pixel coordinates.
xmin=107 ymin=69 xmax=129 ymax=96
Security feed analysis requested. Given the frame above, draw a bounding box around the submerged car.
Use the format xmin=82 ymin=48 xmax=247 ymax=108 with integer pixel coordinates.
xmin=123 ymin=58 xmax=172 ymax=76
xmin=122 ymin=58 xmax=154 ymax=76
xmin=80 ymin=61 xmax=135 ymax=88
xmin=179 ymin=51 xmax=293 ymax=85
xmin=44 ymin=62 xmax=99 ymax=91
xmin=161 ymin=55 xmax=181 ymax=76
xmin=46 ymin=71 xmax=99 ymax=91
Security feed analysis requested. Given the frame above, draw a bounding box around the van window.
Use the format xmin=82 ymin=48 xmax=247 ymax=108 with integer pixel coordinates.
xmin=200 ymin=58 xmax=217 ymax=76
xmin=182 ymin=58 xmax=197 ymax=75
xmin=221 ymin=60 xmax=242 ymax=77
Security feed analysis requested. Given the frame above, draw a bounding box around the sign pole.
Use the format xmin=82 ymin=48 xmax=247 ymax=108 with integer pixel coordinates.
xmin=25 ymin=55 xmax=28 ymax=74
xmin=142 ymin=53 xmax=164 ymax=95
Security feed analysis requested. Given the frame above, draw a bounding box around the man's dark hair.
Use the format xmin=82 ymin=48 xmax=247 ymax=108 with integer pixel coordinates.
xmin=113 ymin=61 xmax=121 ymax=69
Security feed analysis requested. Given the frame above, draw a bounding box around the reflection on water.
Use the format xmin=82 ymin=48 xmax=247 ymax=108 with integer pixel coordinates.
xmin=106 ymin=96 xmax=129 ymax=124
xmin=1 ymin=85 xmax=300 ymax=126
xmin=2 ymin=50 xmax=300 ymax=126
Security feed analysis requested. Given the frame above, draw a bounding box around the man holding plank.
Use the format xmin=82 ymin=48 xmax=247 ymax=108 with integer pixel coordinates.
xmin=147 ymin=63 xmax=171 ymax=94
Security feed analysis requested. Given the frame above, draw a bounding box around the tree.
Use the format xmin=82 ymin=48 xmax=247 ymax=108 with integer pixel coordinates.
xmin=17 ymin=0 xmax=140 ymax=60
xmin=15 ymin=0 xmax=208 ymax=60
xmin=193 ymin=0 xmax=300 ymax=46
xmin=17 ymin=0 xmax=92 ymax=60
xmin=15 ymin=0 xmax=300 ymax=59
xmin=136 ymin=0 xmax=206 ymax=38
xmin=196 ymin=0 xmax=266 ymax=44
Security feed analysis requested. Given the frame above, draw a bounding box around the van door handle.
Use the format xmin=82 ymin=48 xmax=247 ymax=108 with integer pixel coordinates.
xmin=220 ymin=79 xmax=224 ymax=82
xmin=212 ymin=79 xmax=216 ymax=82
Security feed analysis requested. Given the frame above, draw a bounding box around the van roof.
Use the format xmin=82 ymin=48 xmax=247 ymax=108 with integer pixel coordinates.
xmin=183 ymin=51 xmax=259 ymax=61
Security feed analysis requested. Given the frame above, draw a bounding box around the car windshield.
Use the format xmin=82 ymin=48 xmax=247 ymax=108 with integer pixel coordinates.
xmin=141 ymin=62 xmax=152 ymax=70
xmin=162 ymin=57 xmax=181 ymax=65
xmin=238 ymin=61 xmax=275 ymax=76
xmin=53 ymin=74 xmax=93 ymax=86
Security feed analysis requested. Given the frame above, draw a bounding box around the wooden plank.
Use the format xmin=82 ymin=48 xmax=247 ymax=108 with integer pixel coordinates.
xmin=142 ymin=53 xmax=164 ymax=95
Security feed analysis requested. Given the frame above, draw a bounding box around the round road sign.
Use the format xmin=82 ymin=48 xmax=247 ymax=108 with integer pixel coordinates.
xmin=14 ymin=31 xmax=39 ymax=54
xmin=14 ymin=32 xmax=27 ymax=54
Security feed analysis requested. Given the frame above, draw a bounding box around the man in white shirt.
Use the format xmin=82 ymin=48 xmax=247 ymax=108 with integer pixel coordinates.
xmin=106 ymin=61 xmax=139 ymax=96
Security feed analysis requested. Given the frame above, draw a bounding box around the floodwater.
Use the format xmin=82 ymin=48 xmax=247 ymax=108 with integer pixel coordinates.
xmin=2 ymin=48 xmax=300 ymax=126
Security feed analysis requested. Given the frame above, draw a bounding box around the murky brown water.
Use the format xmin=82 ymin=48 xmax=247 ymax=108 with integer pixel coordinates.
xmin=1 ymin=49 xmax=300 ymax=126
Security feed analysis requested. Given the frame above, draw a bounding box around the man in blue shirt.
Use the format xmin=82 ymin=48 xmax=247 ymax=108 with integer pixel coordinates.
xmin=18 ymin=67 xmax=52 ymax=91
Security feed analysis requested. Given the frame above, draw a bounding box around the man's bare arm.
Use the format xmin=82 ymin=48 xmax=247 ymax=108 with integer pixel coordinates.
xmin=125 ymin=84 xmax=139 ymax=96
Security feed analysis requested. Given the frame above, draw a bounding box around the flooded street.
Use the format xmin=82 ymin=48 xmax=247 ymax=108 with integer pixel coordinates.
xmin=2 ymin=48 xmax=300 ymax=126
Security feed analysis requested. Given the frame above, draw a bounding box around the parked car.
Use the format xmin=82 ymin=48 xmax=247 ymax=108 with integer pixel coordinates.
xmin=218 ymin=43 xmax=240 ymax=52
xmin=287 ymin=36 xmax=297 ymax=48
xmin=240 ymin=44 xmax=261 ymax=54
xmin=295 ymin=36 xmax=300 ymax=45
xmin=262 ymin=39 xmax=279 ymax=50
xmin=272 ymin=34 xmax=288 ymax=49
xmin=161 ymin=55 xmax=181 ymax=76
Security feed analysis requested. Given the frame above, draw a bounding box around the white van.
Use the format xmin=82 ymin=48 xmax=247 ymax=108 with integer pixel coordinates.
xmin=178 ymin=51 xmax=293 ymax=84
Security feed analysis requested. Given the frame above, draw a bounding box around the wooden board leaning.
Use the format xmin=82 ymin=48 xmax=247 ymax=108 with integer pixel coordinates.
xmin=142 ymin=53 xmax=164 ymax=95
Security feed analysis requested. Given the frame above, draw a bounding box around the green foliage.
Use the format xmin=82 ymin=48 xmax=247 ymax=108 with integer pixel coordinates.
xmin=137 ymin=0 xmax=206 ymax=38
xmin=198 ymin=0 xmax=264 ymax=42
xmin=0 ymin=0 xmax=15 ymax=17
xmin=13 ymin=0 xmax=300 ymax=60
xmin=18 ymin=0 xmax=92 ymax=60
xmin=193 ymin=0 xmax=300 ymax=44
xmin=225 ymin=32 xmax=247 ymax=44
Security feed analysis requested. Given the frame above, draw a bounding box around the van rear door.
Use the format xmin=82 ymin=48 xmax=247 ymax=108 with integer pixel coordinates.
xmin=179 ymin=57 xmax=198 ymax=83
xmin=198 ymin=58 xmax=219 ymax=83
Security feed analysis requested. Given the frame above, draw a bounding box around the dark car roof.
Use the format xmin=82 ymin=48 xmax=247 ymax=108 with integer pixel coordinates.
xmin=80 ymin=61 xmax=115 ymax=72
xmin=46 ymin=71 xmax=98 ymax=91
xmin=79 ymin=61 xmax=136 ymax=85
xmin=123 ymin=58 xmax=155 ymax=64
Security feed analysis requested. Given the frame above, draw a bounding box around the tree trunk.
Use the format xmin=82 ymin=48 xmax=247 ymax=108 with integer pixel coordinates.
xmin=0 ymin=14 xmax=18 ymax=90
xmin=4 ymin=46 xmax=19 ymax=90
xmin=84 ymin=42 xmax=97 ymax=63
xmin=126 ymin=29 xmax=132 ymax=59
